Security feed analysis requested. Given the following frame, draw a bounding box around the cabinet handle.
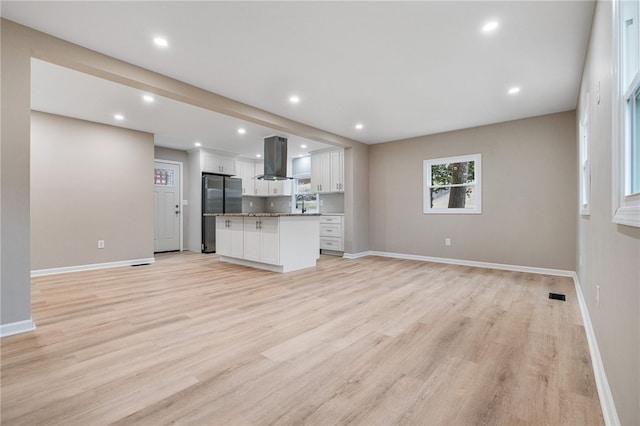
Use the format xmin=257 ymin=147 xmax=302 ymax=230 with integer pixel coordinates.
xmin=256 ymin=221 xmax=259 ymax=230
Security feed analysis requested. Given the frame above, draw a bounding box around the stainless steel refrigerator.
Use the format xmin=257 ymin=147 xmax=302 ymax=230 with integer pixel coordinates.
xmin=202 ymin=174 xmax=242 ymax=253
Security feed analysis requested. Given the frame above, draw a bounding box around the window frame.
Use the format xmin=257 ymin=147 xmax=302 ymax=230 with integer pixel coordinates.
xmin=612 ymin=0 xmax=640 ymax=227
xmin=579 ymin=92 xmax=591 ymax=216
xmin=291 ymin=176 xmax=319 ymax=214
xmin=423 ymin=153 xmax=482 ymax=215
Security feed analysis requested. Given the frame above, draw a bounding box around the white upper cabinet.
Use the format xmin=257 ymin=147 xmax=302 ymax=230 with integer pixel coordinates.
xmin=201 ymin=149 xmax=237 ymax=175
xmin=254 ymin=160 xmax=270 ymax=196
xmin=236 ymin=158 xmax=256 ymax=196
xmin=330 ymin=150 xmax=344 ymax=192
xmin=311 ymin=149 xmax=344 ymax=193
xmin=268 ymin=179 xmax=293 ymax=196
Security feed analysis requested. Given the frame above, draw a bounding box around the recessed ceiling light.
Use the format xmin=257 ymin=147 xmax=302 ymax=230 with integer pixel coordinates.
xmin=482 ymin=21 xmax=499 ymax=32
xmin=143 ymin=95 xmax=155 ymax=102
xmin=299 ymin=154 xmax=304 ymax=157
xmin=289 ymin=95 xmax=300 ymax=104
xmin=153 ymin=37 xmax=168 ymax=47
xmin=256 ymin=154 xmax=262 ymax=158
xmin=194 ymin=142 xmax=201 ymax=147
xmin=301 ymin=144 xmax=307 ymax=148
xmin=114 ymin=114 xmax=124 ymax=120
xmin=508 ymin=87 xmax=521 ymax=95
xmin=355 ymin=123 xmax=364 ymax=130
xmin=237 ymin=128 xmax=246 ymax=134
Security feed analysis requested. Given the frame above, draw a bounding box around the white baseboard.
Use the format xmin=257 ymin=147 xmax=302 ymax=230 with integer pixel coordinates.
xmin=572 ymin=273 xmax=620 ymax=426
xmin=0 ymin=319 xmax=36 ymax=337
xmin=342 ymin=251 xmax=372 ymax=259
xmin=347 ymin=250 xmax=574 ymax=277
xmin=31 ymin=257 xmax=156 ymax=277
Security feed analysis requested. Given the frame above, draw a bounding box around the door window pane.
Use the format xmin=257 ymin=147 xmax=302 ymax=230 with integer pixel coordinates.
xmin=154 ymin=168 xmax=175 ymax=186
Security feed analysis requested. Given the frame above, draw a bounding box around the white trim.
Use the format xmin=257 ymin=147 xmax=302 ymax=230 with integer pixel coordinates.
xmin=342 ymin=251 xmax=372 ymax=259
xmin=612 ymin=0 xmax=640 ymax=228
xmin=154 ymin=159 xmax=184 ymax=251
xmin=572 ymin=273 xmax=621 ymax=426
xmin=360 ymin=250 xmax=573 ymax=277
xmin=0 ymin=319 xmax=36 ymax=337
xmin=613 ymin=200 xmax=640 ymax=227
xmin=31 ymin=258 xmax=155 ymax=277
xmin=424 ymin=153 xmax=482 ymax=215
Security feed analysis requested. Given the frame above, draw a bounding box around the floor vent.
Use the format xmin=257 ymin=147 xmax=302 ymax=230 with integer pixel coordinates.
xmin=549 ymin=292 xmax=566 ymax=301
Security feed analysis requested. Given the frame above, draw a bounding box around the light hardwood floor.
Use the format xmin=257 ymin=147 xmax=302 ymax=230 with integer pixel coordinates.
xmin=1 ymin=252 xmax=603 ymax=425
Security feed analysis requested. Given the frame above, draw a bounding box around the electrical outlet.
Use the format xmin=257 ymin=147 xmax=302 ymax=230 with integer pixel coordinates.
xmin=98 ymin=240 xmax=105 ymax=249
xmin=445 ymin=238 xmax=451 ymax=246
xmin=596 ymin=285 xmax=600 ymax=308
xmin=249 ymin=201 xmax=253 ymax=207
xmin=270 ymin=202 xmax=274 ymax=207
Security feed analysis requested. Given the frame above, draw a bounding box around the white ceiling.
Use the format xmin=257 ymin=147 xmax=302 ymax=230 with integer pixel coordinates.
xmin=30 ymin=59 xmax=330 ymax=158
xmin=3 ymin=1 xmax=595 ymax=151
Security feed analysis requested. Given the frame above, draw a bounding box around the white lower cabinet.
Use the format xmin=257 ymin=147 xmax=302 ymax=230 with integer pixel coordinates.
xmin=216 ymin=215 xmax=320 ymax=273
xmin=215 ymin=217 xmax=244 ymax=258
xmin=243 ymin=217 xmax=279 ymax=265
xmin=320 ymin=215 xmax=344 ymax=252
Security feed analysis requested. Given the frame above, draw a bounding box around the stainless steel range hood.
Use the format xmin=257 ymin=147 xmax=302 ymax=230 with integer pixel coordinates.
xmin=257 ymin=136 xmax=292 ymax=181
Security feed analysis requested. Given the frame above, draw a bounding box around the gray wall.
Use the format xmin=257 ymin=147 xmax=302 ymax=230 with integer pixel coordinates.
xmin=577 ymin=2 xmax=640 ymax=424
xmin=154 ymin=146 xmax=190 ymax=250
xmin=345 ymin=144 xmax=370 ymax=254
xmin=2 ymin=19 xmax=34 ymax=325
xmin=31 ymin=112 xmax=154 ymax=270
xmin=369 ymin=111 xmax=577 ymax=271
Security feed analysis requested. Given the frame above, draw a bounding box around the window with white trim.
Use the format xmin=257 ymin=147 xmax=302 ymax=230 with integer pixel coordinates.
xmin=580 ymin=93 xmax=591 ymax=215
xmin=424 ymin=154 xmax=481 ymax=214
xmin=613 ymin=0 xmax=640 ymax=227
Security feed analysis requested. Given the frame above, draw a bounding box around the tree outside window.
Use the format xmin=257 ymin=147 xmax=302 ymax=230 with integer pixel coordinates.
xmin=424 ymin=154 xmax=482 ymax=214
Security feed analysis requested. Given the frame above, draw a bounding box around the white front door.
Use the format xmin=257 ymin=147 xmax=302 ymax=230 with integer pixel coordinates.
xmin=154 ymin=161 xmax=181 ymax=252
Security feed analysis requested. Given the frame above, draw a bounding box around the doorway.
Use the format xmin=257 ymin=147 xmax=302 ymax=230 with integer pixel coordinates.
xmin=154 ymin=160 xmax=183 ymax=252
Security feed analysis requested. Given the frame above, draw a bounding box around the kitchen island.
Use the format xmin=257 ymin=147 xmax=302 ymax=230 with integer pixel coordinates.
xmin=211 ymin=213 xmax=320 ymax=273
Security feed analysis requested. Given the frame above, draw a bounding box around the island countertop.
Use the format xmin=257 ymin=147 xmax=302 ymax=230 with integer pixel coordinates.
xmin=205 ymin=213 xmax=320 ymax=217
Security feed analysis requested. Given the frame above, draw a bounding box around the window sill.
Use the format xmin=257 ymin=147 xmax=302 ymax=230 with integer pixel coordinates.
xmin=613 ymin=205 xmax=640 ymax=227
xmin=424 ymin=210 xmax=482 ymax=215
